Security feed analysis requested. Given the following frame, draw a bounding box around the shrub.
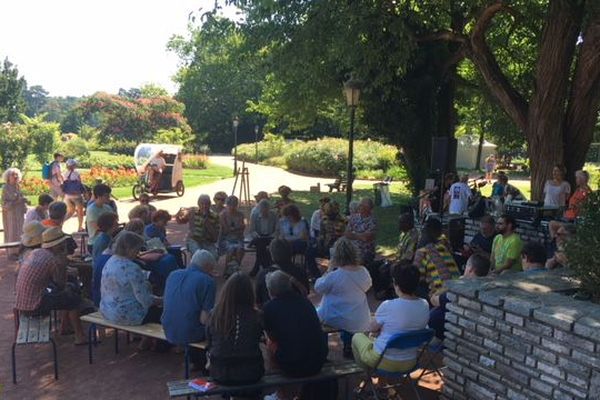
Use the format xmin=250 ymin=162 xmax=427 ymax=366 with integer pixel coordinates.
xmin=81 ymin=166 xmax=138 ymax=188
xmin=566 ymin=189 xmax=600 ymax=301
xmin=20 ymin=176 xmax=50 ymax=196
xmin=0 ymin=123 xmax=29 ymax=170
xmin=59 ymin=137 xmax=90 ymax=160
xmin=78 ymin=152 xmax=135 ymax=169
xmin=104 ymin=139 xmax=138 ymax=155
xmin=183 ymin=154 xmax=208 ymax=169
xmin=237 ymin=133 xmax=286 ymax=162
xmin=154 ymin=127 xmax=195 ymax=150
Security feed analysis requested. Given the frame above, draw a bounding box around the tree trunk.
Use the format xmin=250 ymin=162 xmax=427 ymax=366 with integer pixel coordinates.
xmin=525 ymin=0 xmax=583 ymax=200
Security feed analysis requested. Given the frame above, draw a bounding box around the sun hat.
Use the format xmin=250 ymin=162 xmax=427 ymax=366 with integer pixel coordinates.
xmin=21 ymin=221 xmax=47 ymax=247
xmin=41 ymin=227 xmax=71 ymax=249
xmin=66 ymin=159 xmax=78 ymax=167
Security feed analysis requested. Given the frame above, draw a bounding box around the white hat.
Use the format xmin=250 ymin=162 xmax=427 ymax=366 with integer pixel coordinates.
xmin=41 ymin=227 xmax=71 ymax=249
xmin=21 ymin=221 xmax=46 ymax=247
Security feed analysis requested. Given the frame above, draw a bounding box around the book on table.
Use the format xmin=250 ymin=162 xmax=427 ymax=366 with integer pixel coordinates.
xmin=188 ymin=378 xmax=216 ymax=392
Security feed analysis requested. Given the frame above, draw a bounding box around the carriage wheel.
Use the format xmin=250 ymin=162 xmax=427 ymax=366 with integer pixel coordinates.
xmin=132 ymin=184 xmax=145 ymax=200
xmin=175 ymin=181 xmax=185 ymax=197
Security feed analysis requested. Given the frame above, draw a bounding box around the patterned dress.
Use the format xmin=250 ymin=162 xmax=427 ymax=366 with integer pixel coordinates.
xmin=2 ymin=183 xmax=27 ymax=251
xmin=100 ymin=255 xmax=154 ymax=325
xmin=346 ymin=214 xmax=377 ymax=264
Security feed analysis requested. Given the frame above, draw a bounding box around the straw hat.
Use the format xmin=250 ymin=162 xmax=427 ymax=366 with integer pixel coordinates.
xmin=41 ymin=227 xmax=71 ymax=249
xmin=21 ymin=221 xmax=46 ymax=247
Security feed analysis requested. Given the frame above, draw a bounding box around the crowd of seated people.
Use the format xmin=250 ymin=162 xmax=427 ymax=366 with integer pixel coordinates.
xmin=7 ymin=164 xmax=591 ymax=399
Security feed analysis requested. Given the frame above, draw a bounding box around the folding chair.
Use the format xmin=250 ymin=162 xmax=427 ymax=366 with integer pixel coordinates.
xmin=359 ymin=328 xmax=435 ymax=400
xmin=417 ymin=339 xmax=445 ymax=380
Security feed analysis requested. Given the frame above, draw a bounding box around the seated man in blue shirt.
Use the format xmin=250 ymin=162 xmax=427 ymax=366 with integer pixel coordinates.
xmin=161 ymin=249 xmax=217 ymax=371
xmin=521 ymin=241 xmax=547 ymax=274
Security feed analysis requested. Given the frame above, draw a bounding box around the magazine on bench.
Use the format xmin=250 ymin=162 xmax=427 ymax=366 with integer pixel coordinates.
xmin=188 ymin=378 xmax=216 ymax=392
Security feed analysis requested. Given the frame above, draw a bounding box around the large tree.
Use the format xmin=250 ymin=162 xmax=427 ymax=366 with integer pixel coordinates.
xmin=0 ymin=58 xmax=27 ymax=123
xmin=434 ymin=0 xmax=600 ymax=198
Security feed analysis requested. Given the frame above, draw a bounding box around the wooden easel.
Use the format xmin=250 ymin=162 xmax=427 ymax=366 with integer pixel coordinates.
xmin=231 ymin=160 xmax=251 ymax=205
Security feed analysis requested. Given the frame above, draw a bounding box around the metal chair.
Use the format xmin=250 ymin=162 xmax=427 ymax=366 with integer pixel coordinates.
xmin=359 ymin=328 xmax=435 ymax=400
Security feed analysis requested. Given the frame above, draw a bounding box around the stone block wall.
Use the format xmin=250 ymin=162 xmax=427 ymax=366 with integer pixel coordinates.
xmin=463 ymin=217 xmax=550 ymax=245
xmin=442 ymin=270 xmax=600 ymax=400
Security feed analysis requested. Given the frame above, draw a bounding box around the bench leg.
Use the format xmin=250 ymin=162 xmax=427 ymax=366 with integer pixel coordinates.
xmin=184 ymin=346 xmax=190 ymax=379
xmin=11 ymin=342 xmax=17 ymax=384
xmin=50 ymin=338 xmax=58 ymax=380
xmin=88 ymin=323 xmax=96 ymax=364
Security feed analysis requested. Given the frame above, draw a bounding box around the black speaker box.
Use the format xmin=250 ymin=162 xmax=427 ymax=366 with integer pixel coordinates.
xmin=431 ymin=137 xmax=457 ymax=172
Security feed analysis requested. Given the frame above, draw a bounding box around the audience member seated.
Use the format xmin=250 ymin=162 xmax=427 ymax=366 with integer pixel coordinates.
xmin=310 ymin=196 xmax=330 ymax=239
xmin=250 ymin=191 xmax=270 ymax=219
xmin=352 ymin=262 xmax=429 ymax=372
xmin=564 ymin=170 xmax=591 ymax=221
xmin=263 ymin=270 xmax=328 ymax=378
xmin=128 ymin=204 xmax=152 ymax=225
xmin=24 ymin=194 xmax=54 ymax=225
xmin=211 ymin=191 xmax=228 ymax=215
xmin=92 ymin=212 xmax=119 ymax=263
xmin=429 ymin=254 xmax=490 ymax=340
xmin=274 ymin=185 xmax=295 ymax=215
xmin=459 ymin=215 xmax=496 ymax=268
xmin=413 ymin=218 xmax=460 ymax=298
xmin=15 ymin=227 xmax=87 ymax=344
xmin=521 ymin=241 xmax=548 ymax=274
xmin=86 ymin=184 xmax=115 ymax=252
xmin=42 ymin=201 xmax=68 ymax=228
xmin=138 ymin=193 xmax=157 ymax=215
xmin=543 ymin=164 xmax=571 ymax=208
xmin=315 ymin=237 xmax=372 ymax=358
xmin=373 ymin=212 xmax=419 ymax=299
xmin=220 ymin=195 xmax=246 ymax=275
xmin=491 ymin=172 xmax=506 ymax=199
xmin=277 ymin=204 xmax=309 ymax=256
xmin=306 ymin=200 xmax=346 ymax=279
xmin=206 ymin=272 xmax=264 ymax=385
xmin=255 ymin=239 xmax=309 ymax=308
xmin=546 ymin=222 xmax=575 ymax=269
xmin=490 ymin=214 xmax=523 ymax=274
xmin=176 ymin=194 xmax=220 ymax=259
xmin=162 ymin=250 xmax=217 ymax=370
xmin=344 ymin=198 xmax=377 ymax=266
xmin=18 ymin=221 xmax=46 ymax=265
xmin=144 ymin=209 xmax=184 ymax=267
xmin=248 ymin=199 xmax=278 ymax=277
xmin=100 ymin=232 xmax=162 ymax=326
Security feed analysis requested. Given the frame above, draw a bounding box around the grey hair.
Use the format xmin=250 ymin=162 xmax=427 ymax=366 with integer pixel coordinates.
xmin=349 ymin=200 xmax=360 ymax=214
xmin=190 ymin=249 xmax=216 ymax=271
xmin=113 ymin=231 xmax=145 ymax=258
xmin=360 ymin=197 xmax=374 ymax=210
xmin=2 ymin=167 xmax=22 ymax=183
xmin=258 ymin=198 xmax=271 ymax=211
xmin=575 ymin=170 xmax=589 ymax=183
xmin=331 ymin=237 xmax=359 ymax=266
xmin=225 ymin=195 xmax=239 ymax=207
xmin=48 ymin=201 xmax=68 ymax=221
xmin=266 ymin=270 xmax=294 ymax=298
xmin=197 ymin=194 xmax=211 ymax=206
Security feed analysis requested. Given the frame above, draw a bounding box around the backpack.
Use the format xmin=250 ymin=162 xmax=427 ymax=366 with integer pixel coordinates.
xmin=42 ymin=161 xmax=53 ymax=180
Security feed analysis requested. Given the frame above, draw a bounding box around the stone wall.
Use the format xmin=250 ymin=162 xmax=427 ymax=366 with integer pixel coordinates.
xmin=442 ymin=270 xmax=600 ymax=400
xmin=463 ymin=217 xmax=550 ymax=245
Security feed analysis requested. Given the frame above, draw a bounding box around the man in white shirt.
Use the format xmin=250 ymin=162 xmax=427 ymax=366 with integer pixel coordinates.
xmin=448 ymin=174 xmax=471 ymax=214
xmin=147 ymin=151 xmax=166 ymax=195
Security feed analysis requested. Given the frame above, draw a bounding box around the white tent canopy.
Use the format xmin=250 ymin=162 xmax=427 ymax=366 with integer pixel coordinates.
xmin=456 ymin=136 xmax=497 ymax=169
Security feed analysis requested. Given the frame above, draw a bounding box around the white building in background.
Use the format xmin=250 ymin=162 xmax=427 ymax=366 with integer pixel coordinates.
xmin=456 ymin=136 xmax=497 ymax=170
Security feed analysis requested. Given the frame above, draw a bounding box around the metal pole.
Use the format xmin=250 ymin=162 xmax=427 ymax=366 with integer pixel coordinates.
xmin=233 ymin=124 xmax=238 ymax=176
xmin=255 ymin=125 xmax=259 ymax=164
xmin=346 ymin=106 xmax=356 ymax=214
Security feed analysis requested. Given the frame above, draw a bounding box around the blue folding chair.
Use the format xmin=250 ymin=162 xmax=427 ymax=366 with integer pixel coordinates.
xmin=360 ymin=328 xmax=435 ymax=400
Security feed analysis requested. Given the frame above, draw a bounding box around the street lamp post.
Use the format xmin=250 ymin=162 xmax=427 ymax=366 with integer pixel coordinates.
xmin=233 ymin=116 xmax=240 ymax=176
xmin=254 ymin=125 xmax=259 ymax=164
xmin=343 ymin=76 xmax=361 ymax=214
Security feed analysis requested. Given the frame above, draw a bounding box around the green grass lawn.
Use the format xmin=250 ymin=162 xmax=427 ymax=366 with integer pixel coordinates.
xmin=272 ymin=182 xmax=412 ymax=256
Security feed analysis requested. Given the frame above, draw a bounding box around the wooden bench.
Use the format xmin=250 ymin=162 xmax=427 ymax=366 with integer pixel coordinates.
xmin=0 ymin=241 xmax=21 ymax=260
xmin=81 ymin=311 xmax=207 ymax=378
xmin=167 ymin=360 xmax=364 ymax=398
xmin=325 ymin=176 xmax=348 ymax=192
xmin=11 ymin=311 xmax=58 ymax=383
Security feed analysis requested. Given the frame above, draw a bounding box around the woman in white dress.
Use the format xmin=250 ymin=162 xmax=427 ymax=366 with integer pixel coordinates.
xmin=2 ymin=168 xmax=28 ymax=258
